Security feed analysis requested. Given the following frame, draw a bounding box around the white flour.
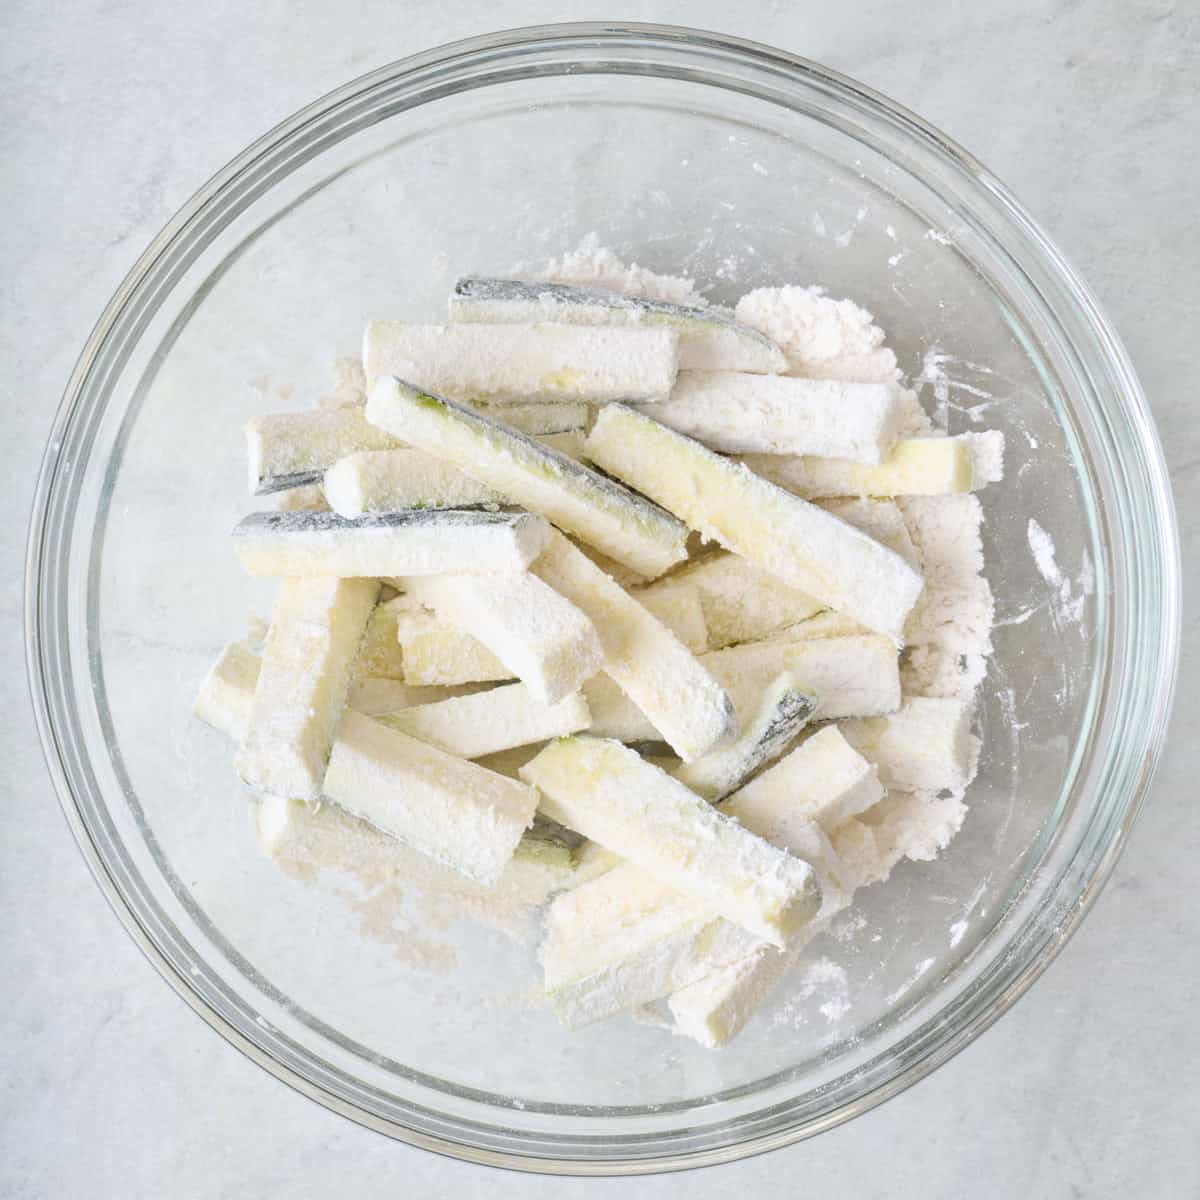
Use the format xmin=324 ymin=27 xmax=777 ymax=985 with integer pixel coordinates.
xmin=1028 ymin=517 xmax=1092 ymax=629
xmin=829 ymin=909 xmax=868 ymax=944
xmin=769 ymin=958 xmax=850 ymax=1028
xmin=264 ymin=796 xmax=569 ymax=973
xmin=901 ymin=495 xmax=995 ymax=658
xmin=706 ymin=256 xmax=999 ymax=1033
xmin=536 ymin=233 xmax=707 ymax=305
xmin=254 ymin=242 xmax=1006 ymax=1042
xmin=901 ymin=645 xmax=991 ymax=702
xmin=734 ymin=285 xmax=900 ymax=384
xmin=862 ymin=791 xmax=969 ymax=869
xmin=885 ymin=956 xmax=937 ymax=1006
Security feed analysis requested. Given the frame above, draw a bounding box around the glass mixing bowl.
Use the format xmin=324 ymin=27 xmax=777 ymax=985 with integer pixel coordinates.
xmin=25 ymin=23 xmax=1179 ymax=1174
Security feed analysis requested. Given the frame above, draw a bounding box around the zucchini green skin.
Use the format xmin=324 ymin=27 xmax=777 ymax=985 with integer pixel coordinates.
xmin=366 ymin=378 xmax=690 ymax=579
xmin=452 ymin=276 xmax=787 ymax=374
xmin=674 ymin=683 xmax=818 ymax=802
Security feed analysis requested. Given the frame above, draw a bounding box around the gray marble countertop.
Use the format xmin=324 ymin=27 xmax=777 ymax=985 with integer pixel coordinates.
xmin=3 ymin=2 xmax=1197 ymax=1196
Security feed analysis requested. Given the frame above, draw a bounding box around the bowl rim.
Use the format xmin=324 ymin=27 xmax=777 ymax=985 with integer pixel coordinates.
xmin=24 ymin=20 xmax=1181 ymax=1175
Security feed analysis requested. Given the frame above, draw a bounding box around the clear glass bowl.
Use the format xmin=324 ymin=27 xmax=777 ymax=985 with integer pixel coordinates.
xmin=25 ymin=23 xmax=1179 ymax=1174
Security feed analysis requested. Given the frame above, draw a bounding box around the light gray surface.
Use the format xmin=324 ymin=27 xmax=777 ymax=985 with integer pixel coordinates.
xmin=2 ymin=1 xmax=1196 ymax=1195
